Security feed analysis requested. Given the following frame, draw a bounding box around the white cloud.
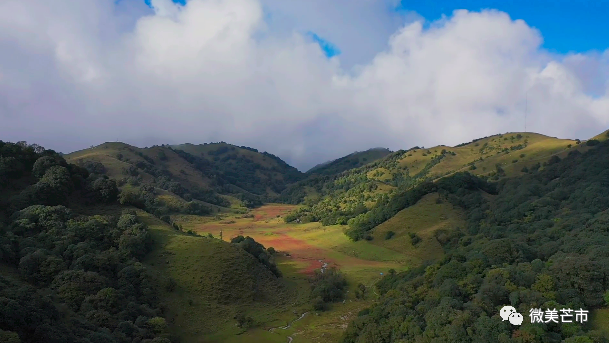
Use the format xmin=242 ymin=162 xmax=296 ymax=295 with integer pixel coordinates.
xmin=0 ymin=0 xmax=608 ymax=170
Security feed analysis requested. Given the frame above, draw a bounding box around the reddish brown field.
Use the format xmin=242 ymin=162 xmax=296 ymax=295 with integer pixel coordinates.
xmin=255 ymin=232 xmax=335 ymax=275
xmin=191 ymin=204 xmax=404 ymax=278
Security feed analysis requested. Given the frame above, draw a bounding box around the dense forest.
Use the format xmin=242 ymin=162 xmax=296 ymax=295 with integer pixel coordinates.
xmin=169 ymin=144 xmax=304 ymax=200
xmin=0 ymin=141 xmax=174 ymax=343
xmin=341 ymin=140 xmax=609 ymax=342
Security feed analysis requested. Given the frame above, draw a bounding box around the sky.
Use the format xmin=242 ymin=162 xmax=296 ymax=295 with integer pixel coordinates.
xmin=1 ymin=0 xmax=608 ymax=171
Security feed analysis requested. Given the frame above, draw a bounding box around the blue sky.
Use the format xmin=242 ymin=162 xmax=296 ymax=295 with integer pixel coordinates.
xmin=396 ymin=0 xmax=609 ymax=54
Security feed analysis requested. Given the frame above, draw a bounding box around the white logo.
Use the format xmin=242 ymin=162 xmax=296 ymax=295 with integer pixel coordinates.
xmin=509 ymin=312 xmax=524 ymax=325
xmin=500 ymin=306 xmax=523 ymax=326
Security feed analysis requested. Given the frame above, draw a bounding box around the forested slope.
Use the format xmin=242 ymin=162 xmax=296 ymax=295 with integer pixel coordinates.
xmin=341 ymin=139 xmax=609 ymax=342
xmin=0 ymin=141 xmax=172 ymax=343
xmin=0 ymin=141 xmax=287 ymax=343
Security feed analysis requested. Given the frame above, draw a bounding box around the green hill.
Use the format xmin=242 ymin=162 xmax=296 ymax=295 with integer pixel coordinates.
xmin=280 ymin=132 xmax=579 ymax=229
xmin=138 ymin=212 xmax=296 ymax=343
xmin=66 ymin=141 xmax=306 ymax=213
xmin=341 ymin=136 xmax=609 ymax=343
xmin=306 ymin=148 xmax=392 ymax=176
xmin=0 ymin=140 xmax=296 ymax=343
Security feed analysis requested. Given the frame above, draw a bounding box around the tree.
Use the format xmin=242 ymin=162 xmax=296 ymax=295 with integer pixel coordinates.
xmin=90 ymin=177 xmax=119 ymax=204
xmin=32 ymin=156 xmax=65 ymax=179
xmin=32 ymin=166 xmax=73 ymax=205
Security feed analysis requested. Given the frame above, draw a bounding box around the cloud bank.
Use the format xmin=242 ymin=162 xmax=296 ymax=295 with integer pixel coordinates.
xmin=1 ymin=0 xmax=608 ymax=170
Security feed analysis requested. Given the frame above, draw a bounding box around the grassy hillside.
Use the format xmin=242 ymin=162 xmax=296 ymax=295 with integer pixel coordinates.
xmin=281 ymin=132 xmax=579 ymax=229
xmin=370 ymin=192 xmax=466 ymax=265
xmin=138 ymin=211 xmax=303 ymax=343
xmin=306 ymin=148 xmax=392 ymax=176
xmin=66 ymin=141 xmax=307 ymax=214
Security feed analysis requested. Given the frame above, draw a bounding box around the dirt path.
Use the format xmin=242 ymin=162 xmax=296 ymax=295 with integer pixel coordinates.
xmin=268 ymin=312 xmax=309 ymax=343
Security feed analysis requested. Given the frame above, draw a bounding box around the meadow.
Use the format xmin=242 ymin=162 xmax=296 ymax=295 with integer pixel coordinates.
xmin=161 ymin=199 xmax=467 ymax=343
xmin=158 ymin=204 xmax=405 ymax=342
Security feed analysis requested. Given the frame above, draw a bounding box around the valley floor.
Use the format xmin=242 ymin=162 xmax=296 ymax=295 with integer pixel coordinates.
xmin=177 ymin=204 xmax=406 ymax=343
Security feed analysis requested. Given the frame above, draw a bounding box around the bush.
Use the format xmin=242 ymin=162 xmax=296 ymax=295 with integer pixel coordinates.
xmin=409 ymin=232 xmax=422 ymax=245
xmin=310 ymin=268 xmax=347 ymax=311
xmin=385 ymin=231 xmax=395 ymax=240
xmin=586 ymin=139 xmax=600 ymax=146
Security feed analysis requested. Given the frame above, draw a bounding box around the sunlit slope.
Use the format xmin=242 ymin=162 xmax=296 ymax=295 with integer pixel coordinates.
xmin=280 ymin=132 xmax=578 ymax=225
xmin=66 ymin=142 xmax=213 ymax=189
xmin=370 ymin=192 xmax=466 ymax=264
xmin=391 ymin=132 xmax=576 ymax=180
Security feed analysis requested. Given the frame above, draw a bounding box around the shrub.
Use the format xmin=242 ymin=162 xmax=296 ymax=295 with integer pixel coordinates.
xmin=385 ymin=231 xmax=395 ymax=240
xmin=586 ymin=139 xmax=600 ymax=146
xmin=409 ymin=232 xmax=422 ymax=245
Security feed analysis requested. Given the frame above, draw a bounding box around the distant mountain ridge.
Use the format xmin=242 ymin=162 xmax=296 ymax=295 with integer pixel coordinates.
xmin=306 ymin=147 xmax=393 ymax=176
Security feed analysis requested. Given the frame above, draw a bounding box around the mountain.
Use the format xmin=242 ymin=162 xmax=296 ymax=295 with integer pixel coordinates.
xmin=0 ymin=140 xmax=290 ymax=343
xmin=341 ymin=135 xmax=609 ymax=343
xmin=279 ymin=132 xmax=579 ymax=226
xmin=170 ymin=142 xmax=304 ymax=196
xmin=65 ymin=141 xmax=305 ymax=212
xmin=306 ymin=147 xmax=392 ymax=176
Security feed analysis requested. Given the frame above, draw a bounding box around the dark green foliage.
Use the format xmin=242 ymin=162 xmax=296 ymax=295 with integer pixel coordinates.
xmin=586 ymin=139 xmax=600 ymax=146
xmin=306 ymin=148 xmax=392 ymax=176
xmin=341 ymin=140 xmax=609 ymax=343
xmin=170 ymin=146 xmax=302 ymax=198
xmin=230 ymin=236 xmax=281 ymax=277
xmin=32 ymin=156 xmax=67 ymax=179
xmin=234 ymin=313 xmax=254 ymax=329
xmin=88 ymin=177 xmax=119 ymax=204
xmin=1 ymin=207 xmax=166 ymax=343
xmin=80 ymin=161 xmax=106 ymax=175
xmin=384 ymin=231 xmax=395 ymax=240
xmin=0 ymin=141 xmax=172 ymax=343
xmin=408 ymin=232 xmax=421 ymax=245
xmin=310 ymin=268 xmax=347 ymax=311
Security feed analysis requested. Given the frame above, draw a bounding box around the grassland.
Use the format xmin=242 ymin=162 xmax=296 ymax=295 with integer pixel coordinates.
xmin=163 ymin=198 xmax=472 ymax=343
xmin=371 ymin=192 xmax=466 ymax=265
xmin=166 ymin=204 xmax=413 ymax=342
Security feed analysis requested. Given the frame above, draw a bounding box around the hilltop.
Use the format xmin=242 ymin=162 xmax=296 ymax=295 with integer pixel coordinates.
xmin=171 ymin=142 xmax=303 ymax=197
xmin=306 ymin=148 xmax=392 ymax=176
xmin=65 ymin=141 xmax=305 ymax=213
xmin=279 ymin=132 xmax=580 ymax=228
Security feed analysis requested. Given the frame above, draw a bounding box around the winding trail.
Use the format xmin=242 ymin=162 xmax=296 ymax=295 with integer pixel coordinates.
xmin=268 ymin=312 xmax=309 ymax=343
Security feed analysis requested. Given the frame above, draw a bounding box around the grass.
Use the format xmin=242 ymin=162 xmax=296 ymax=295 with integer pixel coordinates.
xmin=139 ymin=210 xmax=311 ymax=343
xmin=168 ymin=204 xmax=416 ymax=342
xmin=593 ymin=308 xmax=609 ymax=336
xmin=66 ymin=142 xmax=213 ymax=189
xmin=371 ymin=192 xmax=466 ymax=265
